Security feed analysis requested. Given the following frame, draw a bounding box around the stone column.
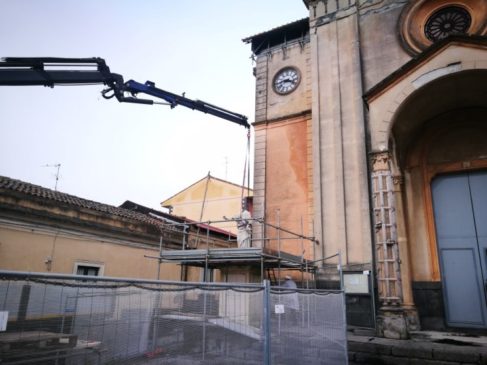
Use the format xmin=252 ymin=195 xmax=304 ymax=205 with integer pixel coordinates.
xmin=370 ymin=151 xmax=419 ymax=338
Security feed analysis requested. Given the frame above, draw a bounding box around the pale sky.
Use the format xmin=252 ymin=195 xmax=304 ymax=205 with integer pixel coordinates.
xmin=0 ymin=1 xmax=308 ymax=210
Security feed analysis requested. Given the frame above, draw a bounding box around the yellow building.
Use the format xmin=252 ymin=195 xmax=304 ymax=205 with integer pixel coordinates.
xmin=161 ymin=173 xmax=253 ymax=235
xmin=0 ymin=176 xmax=234 ymax=281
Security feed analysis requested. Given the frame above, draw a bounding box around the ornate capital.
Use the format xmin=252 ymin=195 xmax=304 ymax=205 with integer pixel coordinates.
xmin=392 ymin=175 xmax=404 ymax=185
xmin=370 ymin=151 xmax=391 ymax=172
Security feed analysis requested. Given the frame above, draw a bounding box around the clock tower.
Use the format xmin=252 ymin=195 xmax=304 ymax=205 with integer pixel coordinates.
xmin=243 ymin=19 xmax=313 ymax=261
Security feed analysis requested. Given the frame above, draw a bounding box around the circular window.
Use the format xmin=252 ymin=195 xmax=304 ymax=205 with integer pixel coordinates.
xmin=424 ymin=6 xmax=472 ymax=42
xmin=398 ymin=0 xmax=486 ymax=55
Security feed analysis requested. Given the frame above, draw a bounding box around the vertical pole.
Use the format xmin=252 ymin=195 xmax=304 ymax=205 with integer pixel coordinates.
xmin=312 ymin=219 xmax=316 ymax=263
xmin=205 ymin=227 xmax=210 ymax=282
xmin=338 ymin=250 xmax=344 ymax=291
xmin=263 ymin=280 xmax=271 ymax=365
xmin=312 ymin=218 xmax=317 ymax=285
xmin=152 ymin=291 xmax=161 ymax=352
xmin=202 ymin=287 xmax=207 ymax=361
xmin=300 ymin=216 xmax=304 ymax=285
xmin=341 ymin=290 xmax=349 ymax=364
xmin=199 ymin=172 xmax=211 ymax=223
xmin=276 ymin=210 xmax=281 ymax=285
xmin=196 ymin=173 xmax=211 ymax=249
xmin=204 ymin=254 xmax=209 ymax=282
xmin=181 ymin=226 xmax=188 ymax=281
xmin=182 ymin=225 xmax=187 ymax=250
xmin=276 ymin=210 xmax=281 ymax=257
xmin=307 ymin=290 xmax=310 ymax=329
xmin=157 ymin=235 xmax=162 ymax=280
xmin=56 ymin=284 xmax=66 ymax=365
xmin=306 ymin=261 xmax=309 ymax=289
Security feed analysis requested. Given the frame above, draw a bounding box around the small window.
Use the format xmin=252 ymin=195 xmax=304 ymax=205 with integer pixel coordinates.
xmin=76 ymin=265 xmax=100 ymax=276
xmin=74 ymin=262 xmax=104 ymax=276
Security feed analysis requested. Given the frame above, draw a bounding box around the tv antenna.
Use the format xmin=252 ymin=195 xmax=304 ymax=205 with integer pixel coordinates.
xmin=224 ymin=156 xmax=228 ymax=180
xmin=42 ymin=163 xmax=61 ymax=191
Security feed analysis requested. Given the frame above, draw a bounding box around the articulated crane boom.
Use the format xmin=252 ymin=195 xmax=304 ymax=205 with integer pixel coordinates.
xmin=0 ymin=57 xmax=249 ymax=128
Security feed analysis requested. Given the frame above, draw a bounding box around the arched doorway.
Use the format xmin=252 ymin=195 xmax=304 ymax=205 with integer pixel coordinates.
xmin=432 ymin=169 xmax=487 ymax=327
xmin=393 ymin=70 xmax=487 ymax=329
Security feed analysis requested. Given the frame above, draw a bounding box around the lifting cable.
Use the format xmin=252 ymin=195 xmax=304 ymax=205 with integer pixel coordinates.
xmin=241 ymin=128 xmax=251 ymax=207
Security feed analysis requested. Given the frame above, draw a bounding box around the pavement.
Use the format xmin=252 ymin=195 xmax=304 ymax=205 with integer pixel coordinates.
xmin=348 ymin=330 xmax=487 ymax=364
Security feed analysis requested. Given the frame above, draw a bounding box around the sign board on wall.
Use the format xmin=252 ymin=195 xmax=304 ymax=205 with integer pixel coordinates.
xmin=343 ymin=272 xmax=370 ymax=294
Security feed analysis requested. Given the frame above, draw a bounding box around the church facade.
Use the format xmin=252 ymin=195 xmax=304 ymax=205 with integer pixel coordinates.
xmin=244 ymin=0 xmax=487 ymax=338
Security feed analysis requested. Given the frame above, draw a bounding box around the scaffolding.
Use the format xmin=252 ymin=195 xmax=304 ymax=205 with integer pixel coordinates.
xmin=149 ymin=217 xmax=320 ymax=286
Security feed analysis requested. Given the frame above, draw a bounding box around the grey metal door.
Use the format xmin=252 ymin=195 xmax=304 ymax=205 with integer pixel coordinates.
xmin=432 ymin=170 xmax=487 ymax=328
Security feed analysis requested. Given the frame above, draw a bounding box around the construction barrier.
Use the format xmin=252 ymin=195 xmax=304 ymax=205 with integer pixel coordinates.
xmin=0 ymin=271 xmax=347 ymax=364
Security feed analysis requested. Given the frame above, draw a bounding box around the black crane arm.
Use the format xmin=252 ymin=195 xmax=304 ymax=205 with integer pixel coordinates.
xmin=0 ymin=57 xmax=249 ymax=128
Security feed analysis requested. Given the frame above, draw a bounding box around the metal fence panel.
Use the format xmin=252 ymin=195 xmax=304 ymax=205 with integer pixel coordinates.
xmin=270 ymin=289 xmax=348 ymax=364
xmin=0 ymin=272 xmax=347 ymax=364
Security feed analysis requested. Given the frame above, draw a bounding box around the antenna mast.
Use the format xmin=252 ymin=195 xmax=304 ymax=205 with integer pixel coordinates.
xmin=43 ymin=163 xmax=61 ymax=191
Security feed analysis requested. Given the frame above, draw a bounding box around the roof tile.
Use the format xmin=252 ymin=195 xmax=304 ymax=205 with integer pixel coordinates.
xmin=0 ymin=175 xmax=165 ymax=229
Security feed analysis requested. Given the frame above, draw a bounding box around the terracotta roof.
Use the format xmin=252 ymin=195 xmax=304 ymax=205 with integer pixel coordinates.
xmin=121 ymin=200 xmax=237 ymax=238
xmin=242 ymin=18 xmax=309 ymax=55
xmin=0 ymin=175 xmax=165 ymax=229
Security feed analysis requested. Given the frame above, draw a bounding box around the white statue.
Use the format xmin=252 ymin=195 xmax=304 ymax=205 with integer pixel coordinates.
xmin=235 ymin=208 xmax=252 ymax=248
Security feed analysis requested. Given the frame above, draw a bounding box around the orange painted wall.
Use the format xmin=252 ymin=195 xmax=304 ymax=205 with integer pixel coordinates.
xmin=264 ymin=117 xmax=312 ymax=259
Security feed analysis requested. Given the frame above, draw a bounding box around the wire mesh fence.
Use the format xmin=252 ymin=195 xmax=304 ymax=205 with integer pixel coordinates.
xmin=0 ymin=271 xmax=347 ymax=364
xmin=269 ymin=288 xmax=348 ymax=365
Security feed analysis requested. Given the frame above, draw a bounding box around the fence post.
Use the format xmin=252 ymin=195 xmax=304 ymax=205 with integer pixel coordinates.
xmin=338 ymin=250 xmax=344 ymax=291
xmin=263 ymin=279 xmax=271 ymax=365
xmin=341 ymin=290 xmax=349 ymax=364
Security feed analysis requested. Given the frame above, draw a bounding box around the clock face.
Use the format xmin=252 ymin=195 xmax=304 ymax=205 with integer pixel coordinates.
xmin=273 ymin=67 xmax=300 ymax=95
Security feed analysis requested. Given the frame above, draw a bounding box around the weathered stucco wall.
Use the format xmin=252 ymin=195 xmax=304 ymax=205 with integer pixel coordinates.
xmin=162 ymin=177 xmax=252 ymax=234
xmin=309 ymin=1 xmax=372 ymax=266
xmin=264 ymin=116 xmax=313 ymax=258
xmin=0 ymin=223 xmax=181 ymax=280
xmin=252 ymin=38 xmax=312 ymax=251
xmin=367 ymin=44 xmax=487 ymax=152
xmin=358 ymin=0 xmax=411 ymax=90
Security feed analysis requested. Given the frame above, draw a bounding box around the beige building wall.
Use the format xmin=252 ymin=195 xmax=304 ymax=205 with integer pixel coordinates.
xmin=0 ymin=221 xmax=181 ymax=280
xmin=162 ymin=175 xmax=252 ymax=235
xmin=308 ymin=1 xmax=372 ymax=266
